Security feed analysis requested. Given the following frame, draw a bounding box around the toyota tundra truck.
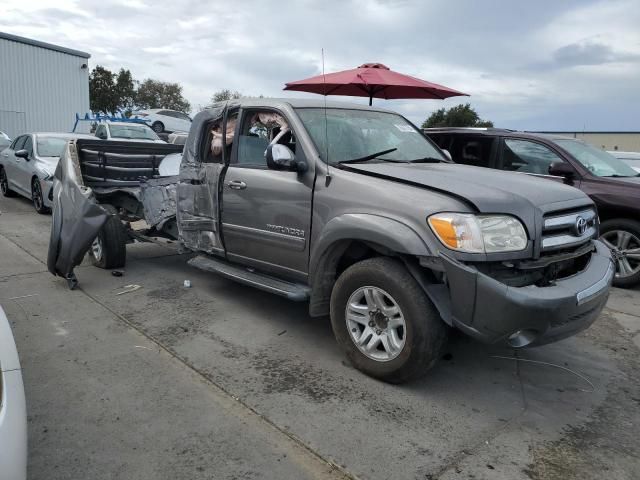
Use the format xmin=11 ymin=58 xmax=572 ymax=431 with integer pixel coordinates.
xmin=47 ymin=99 xmax=614 ymax=383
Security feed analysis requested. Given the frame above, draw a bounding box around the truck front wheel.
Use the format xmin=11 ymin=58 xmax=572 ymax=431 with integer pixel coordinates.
xmin=89 ymin=204 xmax=127 ymax=269
xmin=330 ymin=257 xmax=447 ymax=384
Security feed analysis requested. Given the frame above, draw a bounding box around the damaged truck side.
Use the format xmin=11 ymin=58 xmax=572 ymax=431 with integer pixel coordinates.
xmin=48 ymin=99 xmax=614 ymax=383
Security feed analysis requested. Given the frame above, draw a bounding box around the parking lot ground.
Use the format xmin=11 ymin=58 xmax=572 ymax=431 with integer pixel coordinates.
xmin=1 ymin=194 xmax=639 ymax=480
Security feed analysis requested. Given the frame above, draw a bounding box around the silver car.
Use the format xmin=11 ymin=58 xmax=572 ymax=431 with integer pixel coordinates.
xmin=0 ymin=305 xmax=27 ymax=480
xmin=0 ymin=133 xmax=93 ymax=213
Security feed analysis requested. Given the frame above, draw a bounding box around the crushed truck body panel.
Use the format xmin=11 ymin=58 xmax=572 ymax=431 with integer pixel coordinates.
xmin=47 ymin=139 xmax=108 ymax=284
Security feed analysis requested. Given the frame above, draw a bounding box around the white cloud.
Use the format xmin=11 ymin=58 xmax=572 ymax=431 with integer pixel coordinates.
xmin=1 ymin=0 xmax=638 ymax=130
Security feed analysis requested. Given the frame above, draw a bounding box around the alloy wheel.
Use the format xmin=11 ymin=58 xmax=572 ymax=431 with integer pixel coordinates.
xmin=32 ymin=179 xmax=43 ymax=211
xmin=345 ymin=286 xmax=406 ymax=362
xmin=0 ymin=169 xmax=8 ymax=194
xmin=91 ymin=237 xmax=103 ymax=262
xmin=600 ymin=230 xmax=640 ymax=279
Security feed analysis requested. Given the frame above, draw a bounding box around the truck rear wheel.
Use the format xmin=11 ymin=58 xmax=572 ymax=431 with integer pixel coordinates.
xmin=330 ymin=257 xmax=447 ymax=384
xmin=89 ymin=204 xmax=127 ymax=269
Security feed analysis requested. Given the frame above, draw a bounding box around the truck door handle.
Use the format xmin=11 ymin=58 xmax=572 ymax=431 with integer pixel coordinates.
xmin=227 ymin=180 xmax=247 ymax=190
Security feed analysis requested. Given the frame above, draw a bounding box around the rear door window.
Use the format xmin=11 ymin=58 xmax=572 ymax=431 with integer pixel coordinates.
xmin=449 ymin=135 xmax=495 ymax=168
xmin=500 ymin=139 xmax=564 ymax=175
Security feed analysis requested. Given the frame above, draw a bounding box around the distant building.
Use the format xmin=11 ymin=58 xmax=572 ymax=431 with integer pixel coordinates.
xmin=0 ymin=31 xmax=90 ymax=138
xmin=535 ymin=131 xmax=640 ymax=153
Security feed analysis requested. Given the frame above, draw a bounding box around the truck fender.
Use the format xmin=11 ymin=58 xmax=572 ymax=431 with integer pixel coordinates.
xmin=308 ymin=214 xmax=433 ymax=317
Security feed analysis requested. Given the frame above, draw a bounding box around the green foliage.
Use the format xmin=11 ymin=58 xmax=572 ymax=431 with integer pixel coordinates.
xmin=89 ymin=65 xmax=191 ymax=115
xmin=136 ymin=79 xmax=191 ymax=112
xmin=89 ymin=66 xmax=119 ymax=114
xmin=211 ymin=89 xmax=243 ymax=103
xmin=421 ymin=103 xmax=493 ymax=129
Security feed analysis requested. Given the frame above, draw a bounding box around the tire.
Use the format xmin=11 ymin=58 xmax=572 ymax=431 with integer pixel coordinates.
xmin=31 ymin=177 xmax=50 ymax=214
xmin=151 ymin=121 xmax=164 ymax=133
xmin=89 ymin=204 xmax=127 ymax=269
xmin=330 ymin=257 xmax=447 ymax=384
xmin=0 ymin=167 xmax=16 ymax=197
xmin=599 ymin=218 xmax=640 ymax=288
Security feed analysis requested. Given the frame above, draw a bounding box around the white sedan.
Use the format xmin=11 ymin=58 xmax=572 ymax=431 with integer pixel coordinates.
xmin=0 ymin=305 xmax=27 ymax=480
xmin=132 ymin=109 xmax=191 ymax=134
xmin=0 ymin=133 xmax=93 ymax=213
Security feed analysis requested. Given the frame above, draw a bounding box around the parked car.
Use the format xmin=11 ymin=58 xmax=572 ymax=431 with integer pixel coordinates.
xmin=425 ymin=128 xmax=640 ymax=288
xmin=48 ymin=99 xmax=613 ymax=383
xmin=608 ymin=150 xmax=640 ymax=173
xmin=0 ymin=131 xmax=11 ymax=151
xmin=95 ymin=121 xmax=166 ymax=143
xmin=0 ymin=305 xmax=27 ymax=480
xmin=0 ymin=132 xmax=94 ymax=213
xmin=131 ymin=109 xmax=192 ymax=134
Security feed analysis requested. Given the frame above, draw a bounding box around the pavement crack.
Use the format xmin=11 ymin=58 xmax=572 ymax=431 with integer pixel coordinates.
xmin=75 ymin=285 xmax=357 ymax=480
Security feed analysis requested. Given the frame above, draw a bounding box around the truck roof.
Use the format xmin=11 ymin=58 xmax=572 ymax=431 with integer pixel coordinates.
xmin=204 ymin=97 xmax=395 ymax=114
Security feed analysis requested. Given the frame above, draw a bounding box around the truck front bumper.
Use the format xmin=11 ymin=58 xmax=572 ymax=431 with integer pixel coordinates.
xmin=440 ymin=240 xmax=614 ymax=347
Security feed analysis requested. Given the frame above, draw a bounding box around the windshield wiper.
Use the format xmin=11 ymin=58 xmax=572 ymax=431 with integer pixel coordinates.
xmin=407 ymin=156 xmax=445 ymax=163
xmin=338 ymin=148 xmax=400 ymax=164
xmin=603 ymin=174 xmax=639 ymax=178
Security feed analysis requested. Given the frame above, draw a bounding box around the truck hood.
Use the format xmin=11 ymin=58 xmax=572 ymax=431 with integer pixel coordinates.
xmin=345 ymin=162 xmax=592 ymax=226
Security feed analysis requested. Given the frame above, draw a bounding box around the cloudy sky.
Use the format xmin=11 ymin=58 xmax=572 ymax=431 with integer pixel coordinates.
xmin=2 ymin=0 xmax=639 ymax=130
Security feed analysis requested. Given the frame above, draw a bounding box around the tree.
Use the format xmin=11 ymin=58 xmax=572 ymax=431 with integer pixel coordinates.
xmin=89 ymin=66 xmax=137 ymax=115
xmin=136 ymin=79 xmax=191 ymax=112
xmin=211 ymin=89 xmax=242 ymax=103
xmin=421 ymin=103 xmax=493 ymax=129
xmin=114 ymin=69 xmax=136 ymax=114
xmin=89 ymin=66 xmax=118 ymax=114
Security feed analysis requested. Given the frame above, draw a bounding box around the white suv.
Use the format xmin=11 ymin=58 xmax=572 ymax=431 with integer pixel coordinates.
xmin=132 ymin=109 xmax=191 ymax=134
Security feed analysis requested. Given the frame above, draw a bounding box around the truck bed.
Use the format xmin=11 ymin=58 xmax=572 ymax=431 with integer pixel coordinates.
xmin=75 ymin=139 xmax=183 ymax=188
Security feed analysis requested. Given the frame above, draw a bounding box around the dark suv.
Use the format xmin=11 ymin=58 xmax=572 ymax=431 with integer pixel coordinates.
xmin=425 ymin=128 xmax=640 ymax=288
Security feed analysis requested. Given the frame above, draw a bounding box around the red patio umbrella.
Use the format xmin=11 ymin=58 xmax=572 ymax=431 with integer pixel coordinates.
xmin=284 ymin=63 xmax=468 ymax=105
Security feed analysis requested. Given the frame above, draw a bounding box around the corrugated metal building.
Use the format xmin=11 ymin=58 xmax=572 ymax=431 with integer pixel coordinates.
xmin=0 ymin=32 xmax=90 ymax=138
xmin=535 ymin=131 xmax=640 ymax=152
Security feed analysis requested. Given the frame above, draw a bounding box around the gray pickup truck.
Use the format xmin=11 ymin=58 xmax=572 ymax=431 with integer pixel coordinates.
xmin=48 ymin=99 xmax=614 ymax=383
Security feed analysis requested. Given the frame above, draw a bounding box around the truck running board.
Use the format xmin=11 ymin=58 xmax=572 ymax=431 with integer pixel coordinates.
xmin=187 ymin=255 xmax=311 ymax=301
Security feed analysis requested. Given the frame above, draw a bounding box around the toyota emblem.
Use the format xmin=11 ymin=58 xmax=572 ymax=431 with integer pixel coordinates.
xmin=575 ymin=216 xmax=587 ymax=236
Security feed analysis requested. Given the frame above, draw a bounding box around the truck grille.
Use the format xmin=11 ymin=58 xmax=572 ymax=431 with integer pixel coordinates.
xmin=541 ymin=208 xmax=597 ymax=253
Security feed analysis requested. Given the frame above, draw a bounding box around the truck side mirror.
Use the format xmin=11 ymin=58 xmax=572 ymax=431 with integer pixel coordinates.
xmin=15 ymin=149 xmax=29 ymax=160
xmin=441 ymin=149 xmax=452 ymax=161
xmin=548 ymin=161 xmax=575 ymax=178
xmin=265 ymin=144 xmax=307 ymax=172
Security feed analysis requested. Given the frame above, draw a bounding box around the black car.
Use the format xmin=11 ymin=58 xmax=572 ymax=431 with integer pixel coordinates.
xmin=425 ymin=128 xmax=640 ymax=288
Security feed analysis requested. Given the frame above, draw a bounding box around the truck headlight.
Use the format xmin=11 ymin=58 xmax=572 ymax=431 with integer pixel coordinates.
xmin=428 ymin=213 xmax=528 ymax=253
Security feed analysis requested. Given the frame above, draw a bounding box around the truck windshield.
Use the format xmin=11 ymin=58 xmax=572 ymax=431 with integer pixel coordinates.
xmin=554 ymin=139 xmax=639 ymax=177
xmin=296 ymin=108 xmax=446 ymax=164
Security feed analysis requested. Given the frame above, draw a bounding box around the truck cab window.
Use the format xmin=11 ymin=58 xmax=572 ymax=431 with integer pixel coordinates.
xmin=235 ymin=111 xmax=290 ymax=166
xmin=206 ymin=112 xmax=238 ymax=163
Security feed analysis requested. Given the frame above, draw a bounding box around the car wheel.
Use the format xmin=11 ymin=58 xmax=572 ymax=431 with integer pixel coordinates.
xmin=330 ymin=257 xmax=447 ymax=383
xmin=151 ymin=121 xmax=164 ymax=133
xmin=88 ymin=204 xmax=127 ymax=269
xmin=0 ymin=167 xmax=16 ymax=197
xmin=31 ymin=177 xmax=50 ymax=214
xmin=600 ymin=219 xmax=640 ymax=288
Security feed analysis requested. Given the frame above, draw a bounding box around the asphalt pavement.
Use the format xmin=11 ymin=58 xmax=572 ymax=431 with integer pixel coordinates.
xmin=0 ymin=194 xmax=638 ymax=480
